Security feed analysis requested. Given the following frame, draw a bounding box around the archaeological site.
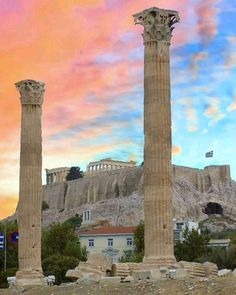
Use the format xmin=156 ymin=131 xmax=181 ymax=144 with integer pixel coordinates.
xmin=1 ymin=4 xmax=236 ymax=294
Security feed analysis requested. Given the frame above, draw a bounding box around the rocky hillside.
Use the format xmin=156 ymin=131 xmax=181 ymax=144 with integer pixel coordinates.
xmin=40 ymin=175 xmax=236 ymax=231
xmin=6 ymin=165 xmax=236 ymax=231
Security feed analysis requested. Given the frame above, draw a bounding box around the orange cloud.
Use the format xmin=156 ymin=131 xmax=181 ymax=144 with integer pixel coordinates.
xmin=172 ymin=145 xmax=182 ymax=156
xmin=177 ymin=98 xmax=198 ymax=132
xmin=0 ymin=0 xmax=220 ymax=202
xmin=0 ymin=196 xmax=18 ymax=220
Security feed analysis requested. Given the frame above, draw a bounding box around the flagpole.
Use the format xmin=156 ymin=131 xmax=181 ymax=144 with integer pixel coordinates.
xmin=4 ymin=226 xmax=6 ymax=271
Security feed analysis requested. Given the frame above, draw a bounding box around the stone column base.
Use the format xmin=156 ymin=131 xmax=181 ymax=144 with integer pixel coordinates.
xmin=15 ymin=270 xmax=45 ymax=287
xmin=142 ymin=256 xmax=177 ymax=268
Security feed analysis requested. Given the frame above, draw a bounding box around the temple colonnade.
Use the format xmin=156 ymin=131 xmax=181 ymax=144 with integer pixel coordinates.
xmin=46 ymin=167 xmax=70 ymax=184
xmin=86 ymin=158 xmax=136 ymax=176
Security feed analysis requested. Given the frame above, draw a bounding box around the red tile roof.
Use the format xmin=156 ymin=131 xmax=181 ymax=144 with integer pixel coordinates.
xmin=79 ymin=226 xmax=137 ymax=236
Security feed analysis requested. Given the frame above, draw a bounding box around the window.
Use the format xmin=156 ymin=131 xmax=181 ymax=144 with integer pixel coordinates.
xmin=174 ymin=231 xmax=181 ymax=241
xmin=88 ymin=239 xmax=94 ymax=247
xmin=83 ymin=210 xmax=91 ymax=222
xmin=127 ymin=238 xmax=133 ymax=246
xmin=176 ymin=223 xmax=184 ymax=230
xmin=108 ymin=238 xmax=113 ymax=247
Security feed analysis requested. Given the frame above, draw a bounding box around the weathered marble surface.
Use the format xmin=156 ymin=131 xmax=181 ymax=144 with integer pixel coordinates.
xmin=15 ymin=79 xmax=45 ymax=286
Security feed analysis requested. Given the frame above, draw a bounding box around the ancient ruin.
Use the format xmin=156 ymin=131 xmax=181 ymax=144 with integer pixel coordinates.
xmin=133 ymin=7 xmax=180 ymax=266
xmin=15 ymin=80 xmax=45 ymax=286
xmin=86 ymin=158 xmax=136 ymax=176
xmin=46 ymin=167 xmax=70 ymax=184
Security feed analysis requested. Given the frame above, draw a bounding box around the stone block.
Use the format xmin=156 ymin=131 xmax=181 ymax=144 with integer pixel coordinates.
xmin=87 ymin=252 xmax=112 ymax=271
xmin=77 ymin=272 xmax=101 ymax=284
xmin=132 ymin=270 xmax=151 ymax=281
xmin=175 ymin=268 xmax=188 ymax=280
xmin=159 ymin=267 xmax=169 ymax=279
xmin=218 ymin=269 xmax=232 ymax=277
xmin=7 ymin=276 xmax=16 ymax=288
xmin=150 ymin=269 xmax=162 ymax=280
xmin=65 ymin=269 xmax=80 ymax=280
xmin=100 ymin=276 xmax=121 ymax=285
xmin=169 ymin=269 xmax=176 ymax=279
xmin=233 ymin=269 xmax=236 ymax=277
xmin=112 ymin=263 xmax=131 ymax=278
xmin=123 ymin=275 xmax=134 ymax=283
xmin=203 ymin=261 xmax=218 ymax=277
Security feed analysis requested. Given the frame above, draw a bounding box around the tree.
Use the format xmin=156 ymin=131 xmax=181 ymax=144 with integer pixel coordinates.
xmin=0 ymin=221 xmax=87 ymax=287
xmin=0 ymin=268 xmax=18 ymax=288
xmin=134 ymin=220 xmax=144 ymax=252
xmin=64 ymin=214 xmax=82 ymax=229
xmin=206 ymin=247 xmax=228 ymax=270
xmin=41 ymin=222 xmax=86 ymax=284
xmin=119 ymin=220 xmax=144 ymax=263
xmin=66 ymin=167 xmax=83 ymax=181
xmin=174 ymin=227 xmax=210 ymax=262
xmin=41 ymin=222 xmax=81 ymax=259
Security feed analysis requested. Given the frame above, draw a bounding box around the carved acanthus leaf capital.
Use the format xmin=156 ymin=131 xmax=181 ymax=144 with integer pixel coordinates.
xmin=133 ymin=7 xmax=180 ymax=43
xmin=16 ymin=80 xmax=45 ymax=105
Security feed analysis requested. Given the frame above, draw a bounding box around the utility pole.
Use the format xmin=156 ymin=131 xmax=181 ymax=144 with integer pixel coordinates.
xmin=4 ymin=226 xmax=6 ymax=271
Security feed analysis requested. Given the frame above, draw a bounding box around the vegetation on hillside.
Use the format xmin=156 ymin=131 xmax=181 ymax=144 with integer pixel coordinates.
xmin=66 ymin=167 xmax=83 ymax=181
xmin=63 ymin=214 xmax=83 ymax=229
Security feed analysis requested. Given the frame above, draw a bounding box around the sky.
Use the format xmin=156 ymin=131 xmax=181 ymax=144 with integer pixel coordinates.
xmin=0 ymin=0 xmax=236 ymax=219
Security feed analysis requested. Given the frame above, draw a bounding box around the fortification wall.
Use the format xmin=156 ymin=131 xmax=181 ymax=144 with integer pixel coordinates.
xmin=43 ymin=182 xmax=66 ymax=210
xmin=43 ymin=164 xmax=231 ymax=210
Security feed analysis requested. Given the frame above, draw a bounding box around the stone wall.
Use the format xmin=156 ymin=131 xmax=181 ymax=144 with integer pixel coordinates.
xmin=43 ymin=164 xmax=231 ymax=211
xmin=173 ymin=165 xmax=230 ymax=192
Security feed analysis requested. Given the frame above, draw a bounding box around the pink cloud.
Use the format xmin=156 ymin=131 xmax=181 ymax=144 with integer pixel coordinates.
xmin=0 ymin=0 xmax=223 ymax=219
xmin=195 ymin=0 xmax=218 ymax=44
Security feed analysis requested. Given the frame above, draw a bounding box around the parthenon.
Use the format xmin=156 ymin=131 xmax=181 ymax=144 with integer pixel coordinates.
xmin=86 ymin=158 xmax=136 ymax=175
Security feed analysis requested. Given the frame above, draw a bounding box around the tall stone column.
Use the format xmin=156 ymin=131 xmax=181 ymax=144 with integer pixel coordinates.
xmin=133 ymin=7 xmax=179 ymax=266
xmin=15 ymin=79 xmax=45 ymax=286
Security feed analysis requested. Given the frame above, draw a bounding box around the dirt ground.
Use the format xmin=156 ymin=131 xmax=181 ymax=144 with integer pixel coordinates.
xmin=0 ymin=277 xmax=236 ymax=295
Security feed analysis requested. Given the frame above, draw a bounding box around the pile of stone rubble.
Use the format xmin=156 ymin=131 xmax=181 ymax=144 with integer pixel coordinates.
xmin=66 ymin=253 xmax=236 ymax=285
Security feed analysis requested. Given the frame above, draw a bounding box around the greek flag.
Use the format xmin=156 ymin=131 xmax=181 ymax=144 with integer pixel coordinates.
xmin=205 ymin=150 xmax=213 ymax=158
xmin=0 ymin=232 xmax=4 ymax=249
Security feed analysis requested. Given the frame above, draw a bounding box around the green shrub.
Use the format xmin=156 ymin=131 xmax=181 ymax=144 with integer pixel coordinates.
xmin=64 ymin=214 xmax=82 ymax=229
xmin=42 ymin=255 xmax=79 ymax=285
xmin=174 ymin=228 xmax=210 ymax=262
xmin=0 ymin=268 xmax=18 ymax=288
xmin=42 ymin=222 xmax=81 ymax=259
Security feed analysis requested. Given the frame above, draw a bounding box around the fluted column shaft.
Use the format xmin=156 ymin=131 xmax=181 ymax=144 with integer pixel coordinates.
xmin=19 ymin=104 xmax=42 ymax=271
xmin=16 ymin=79 xmax=45 ymax=285
xmin=133 ymin=7 xmax=179 ymax=266
xmin=143 ymin=40 xmax=174 ymax=262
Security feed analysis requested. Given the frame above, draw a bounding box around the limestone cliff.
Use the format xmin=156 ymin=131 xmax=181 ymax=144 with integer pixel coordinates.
xmin=39 ymin=164 xmax=236 ymax=230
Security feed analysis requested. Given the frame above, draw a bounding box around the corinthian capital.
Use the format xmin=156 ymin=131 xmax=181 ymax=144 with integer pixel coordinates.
xmin=16 ymin=80 xmax=45 ymax=105
xmin=133 ymin=7 xmax=180 ymax=43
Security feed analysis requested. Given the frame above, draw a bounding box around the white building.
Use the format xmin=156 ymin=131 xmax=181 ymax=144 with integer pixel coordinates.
xmin=79 ymin=226 xmax=136 ymax=262
xmin=173 ymin=219 xmax=200 ymax=242
xmin=208 ymin=239 xmax=230 ymax=250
